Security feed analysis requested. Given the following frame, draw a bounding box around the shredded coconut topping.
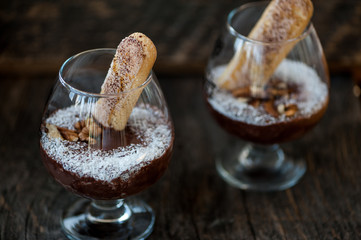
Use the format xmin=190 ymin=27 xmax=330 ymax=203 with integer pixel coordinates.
xmin=40 ymin=105 xmax=172 ymax=182
xmin=208 ymin=59 xmax=328 ymax=125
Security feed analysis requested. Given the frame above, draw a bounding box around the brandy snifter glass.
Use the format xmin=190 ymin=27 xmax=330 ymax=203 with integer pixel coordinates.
xmin=40 ymin=49 xmax=174 ymax=239
xmin=204 ymin=2 xmax=329 ymax=191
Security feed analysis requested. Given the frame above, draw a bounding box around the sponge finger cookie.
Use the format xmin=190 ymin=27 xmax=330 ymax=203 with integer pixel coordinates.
xmin=94 ymin=33 xmax=157 ymax=131
xmin=216 ymin=0 xmax=313 ymax=96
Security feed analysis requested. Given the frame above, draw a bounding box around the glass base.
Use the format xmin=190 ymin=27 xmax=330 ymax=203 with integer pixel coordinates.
xmin=61 ymin=198 xmax=155 ymax=240
xmin=215 ymin=143 xmax=306 ymax=191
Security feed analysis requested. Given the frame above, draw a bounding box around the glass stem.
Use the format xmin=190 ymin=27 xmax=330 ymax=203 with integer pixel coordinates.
xmin=86 ymin=199 xmax=133 ymax=235
xmin=239 ymin=143 xmax=285 ymax=171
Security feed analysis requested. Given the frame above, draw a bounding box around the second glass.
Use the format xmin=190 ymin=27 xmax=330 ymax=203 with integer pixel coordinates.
xmin=204 ymin=2 xmax=329 ymax=191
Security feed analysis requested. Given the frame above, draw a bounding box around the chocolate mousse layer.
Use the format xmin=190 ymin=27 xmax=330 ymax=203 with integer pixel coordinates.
xmin=206 ymin=60 xmax=329 ymax=144
xmin=40 ymin=140 xmax=173 ymax=200
xmin=205 ymin=97 xmax=328 ymax=144
xmin=40 ymin=105 xmax=174 ymax=200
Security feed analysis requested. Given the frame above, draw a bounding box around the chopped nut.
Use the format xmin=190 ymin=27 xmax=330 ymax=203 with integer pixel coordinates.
xmin=284 ymin=104 xmax=298 ymax=117
xmin=46 ymin=119 xmax=101 ymax=145
xmin=78 ymin=127 xmax=90 ymax=142
xmin=46 ymin=123 xmax=63 ymax=140
xmin=78 ymin=131 xmax=88 ymax=142
xmin=74 ymin=121 xmax=81 ymax=131
xmin=232 ymin=87 xmax=250 ymax=98
xmin=81 ymin=126 xmax=89 ymax=136
xmin=57 ymin=126 xmax=79 ymax=142
xmin=74 ymin=120 xmax=85 ymax=132
xmin=263 ymin=100 xmax=279 ymax=117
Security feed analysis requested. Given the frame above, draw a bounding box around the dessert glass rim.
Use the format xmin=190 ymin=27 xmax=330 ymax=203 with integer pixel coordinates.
xmin=227 ymin=1 xmax=313 ymax=45
xmin=59 ymin=48 xmax=152 ymax=98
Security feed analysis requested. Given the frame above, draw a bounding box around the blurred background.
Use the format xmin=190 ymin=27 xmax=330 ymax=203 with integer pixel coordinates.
xmin=1 ymin=0 xmax=360 ymax=78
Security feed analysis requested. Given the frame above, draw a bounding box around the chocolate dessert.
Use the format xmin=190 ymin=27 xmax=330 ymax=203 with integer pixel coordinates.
xmin=206 ymin=60 xmax=329 ymax=144
xmin=40 ymin=104 xmax=174 ymax=200
xmin=40 ymin=33 xmax=174 ymax=200
xmin=205 ymin=0 xmax=328 ymax=144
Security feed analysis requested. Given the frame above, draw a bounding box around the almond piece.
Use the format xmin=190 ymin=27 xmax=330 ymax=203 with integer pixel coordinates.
xmin=78 ymin=127 xmax=90 ymax=142
xmin=81 ymin=126 xmax=89 ymax=136
xmin=74 ymin=120 xmax=85 ymax=132
xmin=78 ymin=131 xmax=88 ymax=142
xmin=57 ymin=127 xmax=79 ymax=142
xmin=284 ymin=104 xmax=298 ymax=117
xmin=263 ymin=100 xmax=279 ymax=117
xmin=46 ymin=123 xmax=63 ymax=140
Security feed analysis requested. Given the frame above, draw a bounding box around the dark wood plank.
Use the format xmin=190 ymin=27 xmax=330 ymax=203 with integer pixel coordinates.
xmin=0 ymin=0 xmax=361 ymax=77
xmin=1 ymin=73 xmax=361 ymax=239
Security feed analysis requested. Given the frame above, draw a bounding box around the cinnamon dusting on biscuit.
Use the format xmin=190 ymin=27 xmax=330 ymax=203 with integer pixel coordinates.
xmin=94 ymin=33 xmax=157 ymax=131
xmin=216 ymin=0 xmax=313 ymax=94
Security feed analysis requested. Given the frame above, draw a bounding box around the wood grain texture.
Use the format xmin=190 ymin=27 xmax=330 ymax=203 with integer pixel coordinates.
xmin=1 ymin=73 xmax=361 ymax=239
xmin=0 ymin=0 xmax=361 ymax=77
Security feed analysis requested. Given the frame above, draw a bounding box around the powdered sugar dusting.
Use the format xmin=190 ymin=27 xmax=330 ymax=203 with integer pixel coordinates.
xmin=41 ymin=105 xmax=172 ymax=182
xmin=208 ymin=59 xmax=328 ymax=125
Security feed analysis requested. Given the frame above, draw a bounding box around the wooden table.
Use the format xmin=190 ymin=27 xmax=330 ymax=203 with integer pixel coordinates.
xmin=1 ymin=72 xmax=361 ymax=239
xmin=1 ymin=0 xmax=361 ymax=239
xmin=1 ymin=0 xmax=361 ymax=77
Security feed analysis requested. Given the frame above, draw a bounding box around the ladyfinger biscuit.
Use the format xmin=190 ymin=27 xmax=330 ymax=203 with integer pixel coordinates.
xmin=94 ymin=33 xmax=157 ymax=131
xmin=217 ymin=0 xmax=313 ymax=95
